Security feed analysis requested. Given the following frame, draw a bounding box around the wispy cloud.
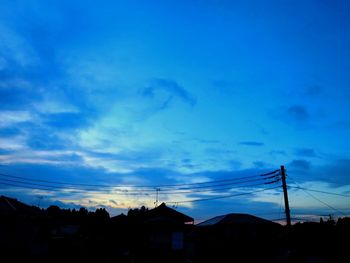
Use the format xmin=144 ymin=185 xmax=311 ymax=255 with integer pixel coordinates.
xmin=289 ymin=159 xmax=311 ymax=171
xmin=0 ymin=24 xmax=39 ymax=67
xmin=270 ymin=105 xmax=313 ymax=128
xmin=287 ymin=158 xmax=350 ymax=187
xmin=330 ymin=120 xmax=350 ymax=130
xmin=270 ymin=150 xmax=287 ymax=156
xmin=228 ymin=160 xmax=242 ymax=169
xmin=318 ymin=159 xmax=350 ymax=186
xmin=239 ymin=141 xmax=264 ymax=146
xmin=304 ymin=85 xmax=323 ymax=98
xmin=0 ymin=135 xmax=27 ymax=151
xmin=0 ymin=78 xmax=32 ymax=89
xmin=286 ymin=105 xmax=310 ymax=122
xmin=0 ymin=110 xmax=35 ymax=127
xmin=194 ymin=138 xmax=220 ymax=144
xmin=295 ymin=148 xmax=317 ymax=158
xmin=33 ymin=97 xmax=79 ymax=114
xmin=142 ymin=78 xmax=197 ymax=108
xmin=0 ymin=149 xmax=81 ymax=165
xmin=210 ymin=79 xmax=240 ymax=96
xmin=253 ymin=161 xmax=267 ymax=168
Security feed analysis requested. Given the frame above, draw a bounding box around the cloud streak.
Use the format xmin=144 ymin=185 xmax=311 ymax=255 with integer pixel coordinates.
xmin=0 ymin=110 xmax=35 ymax=127
xmin=289 ymin=159 xmax=311 ymax=171
xmin=286 ymin=105 xmax=310 ymax=122
xmin=142 ymin=78 xmax=197 ymax=108
xmin=239 ymin=141 xmax=265 ymax=146
xmin=271 ymin=105 xmax=311 ymax=127
xmin=295 ymin=148 xmax=317 ymax=158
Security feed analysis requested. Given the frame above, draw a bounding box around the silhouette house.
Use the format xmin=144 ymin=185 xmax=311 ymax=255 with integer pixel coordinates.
xmin=123 ymin=202 xmax=194 ymax=262
xmin=197 ymin=213 xmax=278 ymax=226
xmin=0 ymin=196 xmax=46 ymax=260
xmin=195 ymin=213 xmax=282 ymax=262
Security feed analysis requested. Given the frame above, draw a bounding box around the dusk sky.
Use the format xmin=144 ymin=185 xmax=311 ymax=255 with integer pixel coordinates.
xmin=1 ymin=0 xmax=350 ymax=222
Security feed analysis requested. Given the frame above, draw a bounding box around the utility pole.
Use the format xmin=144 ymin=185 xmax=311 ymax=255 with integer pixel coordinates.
xmin=280 ymin=165 xmax=291 ymax=226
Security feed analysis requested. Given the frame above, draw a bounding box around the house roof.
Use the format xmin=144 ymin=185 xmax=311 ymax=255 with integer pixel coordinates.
xmin=197 ymin=213 xmax=278 ymax=226
xmin=144 ymin=203 xmax=194 ymax=224
xmin=111 ymin=213 xmax=128 ymax=224
xmin=0 ymin=195 xmax=41 ymax=216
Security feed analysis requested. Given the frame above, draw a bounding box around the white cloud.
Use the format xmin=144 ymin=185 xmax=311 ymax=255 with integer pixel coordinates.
xmin=0 ymin=135 xmax=27 ymax=150
xmin=0 ymin=24 xmax=39 ymax=67
xmin=78 ymin=151 xmax=134 ymax=173
xmin=0 ymin=110 xmax=35 ymax=127
xmin=0 ymin=56 xmax=7 ymax=70
xmin=0 ymin=78 xmax=32 ymax=89
xmin=0 ymin=149 xmax=78 ymax=165
xmin=33 ymin=98 xmax=79 ymax=114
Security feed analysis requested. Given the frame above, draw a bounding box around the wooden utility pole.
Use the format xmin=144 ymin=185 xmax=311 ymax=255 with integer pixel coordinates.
xmin=280 ymin=165 xmax=291 ymax=226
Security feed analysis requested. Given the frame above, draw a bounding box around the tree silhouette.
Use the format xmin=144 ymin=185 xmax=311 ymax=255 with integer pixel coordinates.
xmin=127 ymin=205 xmax=148 ymax=217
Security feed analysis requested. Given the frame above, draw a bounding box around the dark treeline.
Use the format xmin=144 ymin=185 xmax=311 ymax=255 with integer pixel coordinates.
xmin=0 ymin=195 xmax=349 ymax=263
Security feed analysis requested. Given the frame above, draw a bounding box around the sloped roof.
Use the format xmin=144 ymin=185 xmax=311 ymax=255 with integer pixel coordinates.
xmin=145 ymin=203 xmax=193 ymax=223
xmin=197 ymin=213 xmax=277 ymax=226
xmin=0 ymin=195 xmax=41 ymax=216
xmin=111 ymin=213 xmax=128 ymax=224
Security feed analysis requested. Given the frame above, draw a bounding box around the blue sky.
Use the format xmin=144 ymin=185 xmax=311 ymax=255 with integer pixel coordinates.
xmin=1 ymin=0 xmax=350 ymax=222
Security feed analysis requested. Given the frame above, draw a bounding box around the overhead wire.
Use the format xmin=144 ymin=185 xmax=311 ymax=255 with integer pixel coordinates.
xmin=0 ymin=181 xmax=153 ymax=196
xmin=158 ymin=181 xmax=281 ymax=195
xmin=0 ymin=177 xmax=281 ymax=195
xmin=298 ymin=189 xmax=346 ymax=216
xmin=0 ymin=170 xmax=279 ymax=189
xmin=0 ymin=170 xmax=280 ymax=193
xmin=0 ymin=170 xmax=282 ymax=208
xmin=288 ymin=176 xmax=347 ymax=216
xmin=289 ymin=186 xmax=350 ymax=198
xmin=165 ymin=185 xmax=280 ymax=204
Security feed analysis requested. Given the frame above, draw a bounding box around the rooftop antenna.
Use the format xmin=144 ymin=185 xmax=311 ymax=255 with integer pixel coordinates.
xmin=154 ymin=188 xmax=160 ymax=207
xmin=36 ymin=195 xmax=43 ymax=207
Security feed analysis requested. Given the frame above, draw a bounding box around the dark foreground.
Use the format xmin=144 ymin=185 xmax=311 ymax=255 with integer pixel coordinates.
xmin=1 ymin=196 xmax=349 ymax=262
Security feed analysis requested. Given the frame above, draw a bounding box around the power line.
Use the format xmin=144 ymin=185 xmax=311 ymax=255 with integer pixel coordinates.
xmin=289 ymin=186 xmax=350 ymax=198
xmin=0 ymin=170 xmax=280 ymax=193
xmin=0 ymin=176 xmax=280 ymax=195
xmin=299 ymin=189 xmax=346 ymax=216
xmin=158 ymin=181 xmax=281 ymax=195
xmin=166 ymin=186 xmax=280 ymax=204
xmin=168 ymin=177 xmax=278 ymax=191
xmin=0 ymin=170 xmax=282 ymax=208
xmin=164 ymin=169 xmax=279 ymax=188
xmin=0 ymin=170 xmax=279 ymax=189
xmin=288 ymin=176 xmax=347 ymax=216
xmin=0 ymin=178 xmax=105 ymax=191
xmin=0 ymin=181 xmax=152 ymax=196
xmin=0 ymin=173 xmax=121 ymax=188
xmin=0 ymin=181 xmax=61 ymax=192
